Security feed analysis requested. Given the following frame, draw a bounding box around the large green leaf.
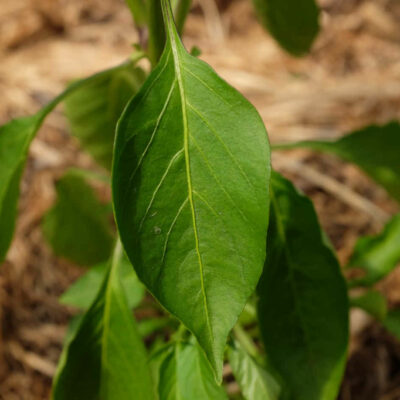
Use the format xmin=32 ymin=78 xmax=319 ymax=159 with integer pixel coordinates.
xmin=42 ymin=170 xmax=114 ymax=266
xmin=228 ymin=340 xmax=280 ymax=400
xmin=0 ymin=62 xmax=134 ymax=264
xmin=112 ymin=0 xmax=271 ymax=380
xmin=155 ymin=340 xmax=228 ymax=399
xmin=252 ymin=0 xmax=319 ymax=56
xmin=52 ymin=242 xmax=155 ymax=400
xmin=60 ymin=255 xmax=145 ymax=309
xmin=275 ymin=122 xmax=400 ymax=202
xmin=65 ymin=64 xmax=146 ymax=169
xmin=257 ymin=172 xmax=348 ymax=400
xmin=347 ymin=214 xmax=400 ymax=286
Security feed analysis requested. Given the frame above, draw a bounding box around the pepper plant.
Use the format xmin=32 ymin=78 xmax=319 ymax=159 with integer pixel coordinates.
xmin=1 ymin=0 xmax=400 ymax=399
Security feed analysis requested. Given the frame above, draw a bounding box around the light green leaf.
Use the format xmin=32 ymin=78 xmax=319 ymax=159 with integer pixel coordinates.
xmin=275 ymin=122 xmax=400 ymax=202
xmin=65 ymin=64 xmax=146 ymax=169
xmin=52 ymin=241 xmax=155 ymax=400
xmin=155 ymin=340 xmax=228 ymax=399
xmin=348 ymin=214 xmax=400 ymax=286
xmin=257 ymin=172 xmax=349 ymax=400
xmin=60 ymin=255 xmax=145 ymax=309
xmin=0 ymin=62 xmax=134 ymax=264
xmin=252 ymin=0 xmax=319 ymax=56
xmin=42 ymin=170 xmax=114 ymax=266
xmin=350 ymin=290 xmax=387 ymax=321
xmin=112 ymin=0 xmax=271 ymax=381
xmin=228 ymin=340 xmax=280 ymax=400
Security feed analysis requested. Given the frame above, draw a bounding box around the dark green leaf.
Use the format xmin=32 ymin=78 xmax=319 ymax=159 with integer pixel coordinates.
xmin=350 ymin=290 xmax=387 ymax=321
xmin=257 ymin=172 xmax=348 ymax=400
xmin=65 ymin=64 xmax=146 ymax=169
xmin=60 ymin=255 xmax=145 ymax=309
xmin=348 ymin=214 xmax=400 ymax=286
xmin=112 ymin=0 xmax=271 ymax=381
xmin=383 ymin=310 xmax=400 ymax=340
xmin=52 ymin=242 xmax=155 ymax=400
xmin=228 ymin=340 xmax=280 ymax=400
xmin=252 ymin=0 xmax=319 ymax=56
xmin=42 ymin=170 xmax=114 ymax=266
xmin=275 ymin=122 xmax=400 ymax=202
xmin=155 ymin=340 xmax=228 ymax=399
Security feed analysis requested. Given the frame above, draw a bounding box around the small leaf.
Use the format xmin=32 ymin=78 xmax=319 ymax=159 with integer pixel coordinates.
xmin=112 ymin=0 xmax=271 ymax=380
xmin=257 ymin=172 xmax=349 ymax=400
xmin=275 ymin=122 xmax=400 ymax=202
xmin=60 ymin=255 xmax=145 ymax=309
xmin=65 ymin=64 xmax=146 ymax=169
xmin=155 ymin=340 xmax=228 ymax=399
xmin=42 ymin=170 xmax=114 ymax=266
xmin=52 ymin=242 xmax=155 ymax=400
xmin=348 ymin=214 xmax=400 ymax=286
xmin=252 ymin=0 xmax=320 ymax=56
xmin=350 ymin=290 xmax=387 ymax=321
xmin=228 ymin=340 xmax=280 ymax=400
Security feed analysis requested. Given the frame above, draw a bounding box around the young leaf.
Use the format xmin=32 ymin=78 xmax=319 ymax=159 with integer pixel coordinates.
xmin=65 ymin=64 xmax=146 ymax=169
xmin=347 ymin=214 xmax=400 ymax=286
xmin=257 ymin=172 xmax=348 ymax=400
xmin=228 ymin=341 xmax=280 ymax=400
xmin=0 ymin=62 xmax=134 ymax=264
xmin=155 ymin=340 xmax=228 ymax=399
xmin=252 ymin=0 xmax=320 ymax=56
xmin=274 ymin=122 xmax=400 ymax=202
xmin=349 ymin=290 xmax=387 ymax=322
xmin=42 ymin=170 xmax=114 ymax=266
xmin=52 ymin=241 xmax=155 ymax=400
xmin=60 ymin=255 xmax=145 ymax=309
xmin=112 ymin=0 xmax=271 ymax=380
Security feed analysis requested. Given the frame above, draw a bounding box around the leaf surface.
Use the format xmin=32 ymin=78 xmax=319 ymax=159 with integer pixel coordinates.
xmin=42 ymin=170 xmax=114 ymax=265
xmin=112 ymin=0 xmax=271 ymax=380
xmin=155 ymin=340 xmax=228 ymax=399
xmin=275 ymin=122 xmax=400 ymax=202
xmin=252 ymin=0 xmax=319 ymax=55
xmin=228 ymin=340 xmax=280 ymax=400
xmin=52 ymin=242 xmax=155 ymax=400
xmin=349 ymin=290 xmax=387 ymax=321
xmin=348 ymin=214 xmax=400 ymax=286
xmin=65 ymin=64 xmax=146 ymax=169
xmin=257 ymin=172 xmax=348 ymax=400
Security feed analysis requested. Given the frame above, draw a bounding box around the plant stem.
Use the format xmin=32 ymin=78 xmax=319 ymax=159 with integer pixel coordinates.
xmin=233 ymin=324 xmax=261 ymax=361
xmin=174 ymin=0 xmax=192 ymax=34
xmin=147 ymin=0 xmax=166 ymax=66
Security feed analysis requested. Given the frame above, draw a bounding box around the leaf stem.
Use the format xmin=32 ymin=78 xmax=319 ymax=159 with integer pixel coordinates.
xmin=174 ymin=0 xmax=192 ymax=34
xmin=147 ymin=0 xmax=166 ymax=65
xmin=233 ymin=325 xmax=261 ymax=361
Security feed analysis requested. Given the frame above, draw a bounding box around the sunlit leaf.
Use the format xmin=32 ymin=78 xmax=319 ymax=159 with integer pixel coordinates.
xmin=112 ymin=0 xmax=270 ymax=380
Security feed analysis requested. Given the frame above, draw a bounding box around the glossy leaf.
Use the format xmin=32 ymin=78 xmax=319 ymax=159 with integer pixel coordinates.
xmin=52 ymin=242 xmax=155 ymax=400
xmin=275 ymin=122 xmax=400 ymax=202
xmin=349 ymin=290 xmax=387 ymax=321
xmin=257 ymin=172 xmax=348 ymax=400
xmin=60 ymin=255 xmax=145 ymax=309
xmin=228 ymin=341 xmax=280 ymax=400
xmin=112 ymin=0 xmax=271 ymax=380
xmin=42 ymin=170 xmax=114 ymax=266
xmin=155 ymin=340 xmax=228 ymax=399
xmin=252 ymin=0 xmax=319 ymax=56
xmin=348 ymin=214 xmax=400 ymax=286
xmin=65 ymin=64 xmax=146 ymax=169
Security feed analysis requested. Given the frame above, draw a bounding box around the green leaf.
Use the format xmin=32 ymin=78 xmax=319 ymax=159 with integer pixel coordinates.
xmin=42 ymin=170 xmax=114 ymax=266
xmin=275 ymin=122 xmax=400 ymax=202
xmin=228 ymin=340 xmax=280 ymax=400
xmin=0 ymin=62 xmax=134 ymax=264
xmin=112 ymin=0 xmax=271 ymax=381
xmin=155 ymin=340 xmax=228 ymax=399
xmin=60 ymin=255 xmax=145 ymax=309
xmin=347 ymin=214 xmax=400 ymax=286
xmin=52 ymin=241 xmax=155 ymax=400
xmin=383 ymin=310 xmax=400 ymax=339
xmin=65 ymin=64 xmax=146 ymax=169
xmin=252 ymin=0 xmax=319 ymax=56
xmin=349 ymin=290 xmax=387 ymax=321
xmin=257 ymin=172 xmax=349 ymax=400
